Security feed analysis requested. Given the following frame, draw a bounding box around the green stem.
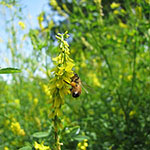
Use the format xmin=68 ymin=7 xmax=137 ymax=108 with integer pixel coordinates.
xmin=126 ymin=32 xmax=138 ymax=109
xmin=54 ymin=115 xmax=61 ymax=150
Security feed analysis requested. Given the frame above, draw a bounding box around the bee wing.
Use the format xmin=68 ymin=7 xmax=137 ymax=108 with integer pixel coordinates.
xmin=81 ymin=82 xmax=96 ymax=94
xmin=81 ymin=84 xmax=89 ymax=94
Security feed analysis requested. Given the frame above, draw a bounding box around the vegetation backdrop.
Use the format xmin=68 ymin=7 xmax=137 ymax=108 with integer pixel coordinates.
xmin=0 ymin=0 xmax=150 ymax=150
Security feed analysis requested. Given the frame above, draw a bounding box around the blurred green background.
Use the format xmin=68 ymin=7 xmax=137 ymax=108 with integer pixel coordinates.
xmin=0 ymin=0 xmax=150 ymax=149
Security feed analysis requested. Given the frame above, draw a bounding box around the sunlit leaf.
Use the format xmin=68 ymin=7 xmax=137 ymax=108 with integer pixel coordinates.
xmin=19 ymin=146 xmax=32 ymax=150
xmin=73 ymin=135 xmax=89 ymax=141
xmin=0 ymin=68 xmax=21 ymax=74
xmin=32 ymin=131 xmax=49 ymax=138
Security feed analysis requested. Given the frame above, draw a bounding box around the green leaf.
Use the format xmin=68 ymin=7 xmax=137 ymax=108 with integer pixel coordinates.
xmin=0 ymin=145 xmax=4 ymax=149
xmin=19 ymin=146 xmax=32 ymax=150
xmin=32 ymin=131 xmax=49 ymax=138
xmin=69 ymin=126 xmax=80 ymax=137
xmin=0 ymin=68 xmax=21 ymax=74
xmin=73 ymin=135 xmax=89 ymax=141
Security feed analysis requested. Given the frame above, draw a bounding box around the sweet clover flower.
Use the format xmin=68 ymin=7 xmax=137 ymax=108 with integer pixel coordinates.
xmin=49 ymin=31 xmax=74 ymax=118
xmin=48 ymin=31 xmax=75 ymax=149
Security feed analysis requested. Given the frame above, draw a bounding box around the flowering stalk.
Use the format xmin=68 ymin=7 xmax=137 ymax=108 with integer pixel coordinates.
xmin=49 ymin=31 xmax=74 ymax=150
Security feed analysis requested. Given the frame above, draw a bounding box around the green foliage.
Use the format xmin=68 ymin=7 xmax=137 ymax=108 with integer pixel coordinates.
xmin=0 ymin=68 xmax=21 ymax=74
xmin=19 ymin=146 xmax=32 ymax=150
xmin=32 ymin=132 xmax=50 ymax=139
xmin=1 ymin=0 xmax=150 ymax=150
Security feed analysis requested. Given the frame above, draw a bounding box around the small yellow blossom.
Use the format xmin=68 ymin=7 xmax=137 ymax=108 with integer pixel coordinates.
xmin=129 ymin=110 xmax=136 ymax=117
xmin=119 ymin=109 xmax=124 ymax=116
xmin=14 ymin=99 xmax=20 ymax=105
xmin=135 ymin=6 xmax=142 ymax=19
xmin=120 ymin=9 xmax=126 ymax=14
xmin=43 ymin=84 xmax=50 ymax=96
xmin=113 ymin=10 xmax=119 ymax=15
xmin=127 ymin=75 xmax=132 ymax=81
xmin=81 ymin=62 xmax=86 ymax=68
xmin=50 ymin=0 xmax=67 ymax=17
xmin=0 ymin=1 xmax=12 ymax=8
xmin=10 ymin=122 xmax=25 ymax=136
xmin=119 ymin=22 xmax=128 ymax=28
xmin=112 ymin=35 xmax=117 ymax=40
xmin=37 ymin=13 xmax=44 ymax=30
xmin=77 ymin=139 xmax=88 ymax=150
xmin=111 ymin=107 xmax=116 ymax=112
xmin=18 ymin=21 xmax=26 ymax=29
xmin=117 ymin=39 xmax=122 ymax=43
xmin=110 ymin=2 xmax=120 ymax=9
xmin=5 ymin=120 xmax=10 ymax=126
xmin=106 ymin=34 xmax=111 ymax=39
xmin=34 ymin=141 xmax=50 ymax=150
xmin=88 ymin=72 xmax=101 ymax=87
xmin=94 ymin=0 xmax=102 ymax=4
xmin=34 ymin=98 xmax=38 ymax=105
xmin=119 ymin=75 xmax=123 ymax=79
xmin=4 ymin=146 xmax=9 ymax=150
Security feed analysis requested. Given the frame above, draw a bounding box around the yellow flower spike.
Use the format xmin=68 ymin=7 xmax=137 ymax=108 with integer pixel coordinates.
xmin=49 ymin=32 xmax=75 ymax=149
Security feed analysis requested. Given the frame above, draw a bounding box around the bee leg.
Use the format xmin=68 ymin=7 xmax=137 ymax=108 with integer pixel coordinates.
xmin=64 ymin=80 xmax=70 ymax=85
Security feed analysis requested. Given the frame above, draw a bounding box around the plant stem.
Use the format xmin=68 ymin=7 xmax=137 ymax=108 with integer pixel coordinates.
xmin=54 ymin=115 xmax=61 ymax=150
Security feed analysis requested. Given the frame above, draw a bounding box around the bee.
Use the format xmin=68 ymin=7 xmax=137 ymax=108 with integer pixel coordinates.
xmin=64 ymin=73 xmax=82 ymax=98
xmin=70 ymin=73 xmax=82 ymax=98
